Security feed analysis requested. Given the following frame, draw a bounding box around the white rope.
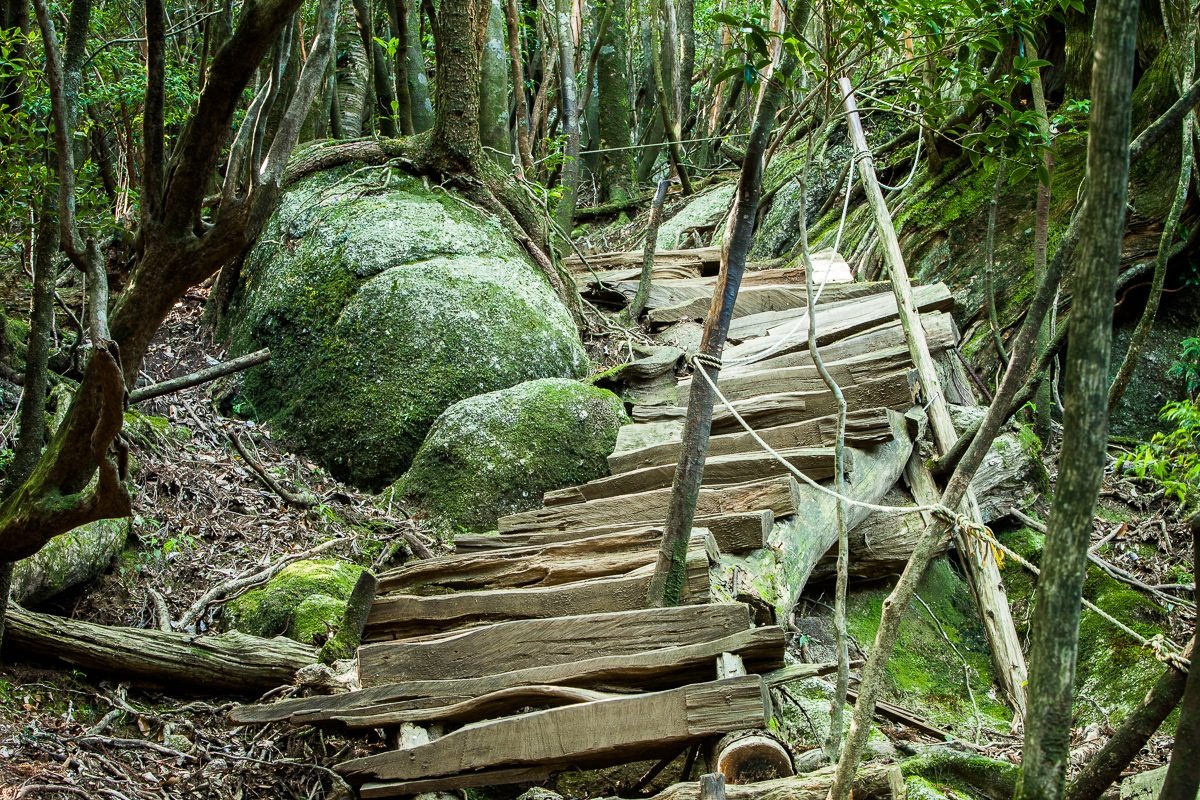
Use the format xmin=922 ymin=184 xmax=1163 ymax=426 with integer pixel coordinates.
xmin=690 ymin=353 xmax=1191 ymax=671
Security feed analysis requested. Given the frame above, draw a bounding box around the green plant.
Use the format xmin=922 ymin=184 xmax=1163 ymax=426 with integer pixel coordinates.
xmin=1117 ymin=398 xmax=1200 ymax=512
xmin=1168 ymin=336 xmax=1200 ymax=398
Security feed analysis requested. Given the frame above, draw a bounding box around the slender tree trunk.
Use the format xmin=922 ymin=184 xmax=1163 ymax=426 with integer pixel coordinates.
xmin=1027 ymin=37 xmax=1055 ymax=442
xmin=352 ymin=0 xmax=395 ymax=136
xmin=1014 ymin=0 xmax=1139 ymax=795
xmin=651 ymin=0 xmax=691 ymax=194
xmin=675 ymin=0 xmax=694 ymax=132
xmin=646 ymin=3 xmax=808 ymax=607
xmin=404 ymin=0 xmax=433 ymax=132
xmin=628 ymin=180 xmax=669 ymax=320
xmin=429 ymin=0 xmax=490 ymax=171
xmin=553 ymin=0 xmax=582 ymax=230
xmin=480 ymin=0 xmax=512 ymax=160
xmin=1158 ymin=512 xmax=1200 ymax=800
xmin=384 ymin=0 xmax=415 ymax=134
xmin=504 ymin=0 xmax=535 ymax=175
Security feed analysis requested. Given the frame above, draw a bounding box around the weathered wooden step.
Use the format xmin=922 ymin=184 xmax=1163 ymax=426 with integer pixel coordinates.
xmin=608 ymin=409 xmax=898 ymax=475
xmin=719 ymin=311 xmax=958 ymax=377
xmin=350 ymin=623 xmax=782 ymax=705
xmin=631 ymin=373 xmax=916 ymax=432
xmin=365 ymin=543 xmax=712 ymax=640
xmin=455 ymin=512 xmax=771 ymax=555
xmin=335 ymin=675 xmax=770 ymax=789
xmin=725 ymin=281 xmax=953 ymax=346
xmin=541 ymin=447 xmax=846 ymax=506
xmin=377 ymin=527 xmax=692 ymax=594
xmin=645 ymin=281 xmax=881 ymax=326
xmin=674 ymin=346 xmax=914 ymax=404
xmin=566 ymin=245 xmax=721 ymax=275
xmin=497 ymin=477 xmax=796 ymax=536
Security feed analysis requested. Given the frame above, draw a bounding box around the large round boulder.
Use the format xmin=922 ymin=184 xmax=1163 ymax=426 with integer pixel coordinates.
xmin=389 ymin=378 xmax=628 ymax=535
xmin=226 ymin=167 xmax=588 ymax=489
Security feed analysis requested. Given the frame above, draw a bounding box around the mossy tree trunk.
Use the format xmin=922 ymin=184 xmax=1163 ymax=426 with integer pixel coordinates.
xmin=597 ymin=0 xmax=635 ymax=202
xmin=479 ymin=0 xmax=511 ymax=160
xmin=1014 ymin=0 xmax=1139 ymax=795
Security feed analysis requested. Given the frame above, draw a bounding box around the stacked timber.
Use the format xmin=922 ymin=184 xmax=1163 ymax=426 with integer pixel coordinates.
xmin=230 ymin=247 xmax=1038 ymax=797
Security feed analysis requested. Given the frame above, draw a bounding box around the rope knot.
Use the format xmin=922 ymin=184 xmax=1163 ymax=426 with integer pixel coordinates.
xmin=690 ymin=353 xmax=723 ymax=371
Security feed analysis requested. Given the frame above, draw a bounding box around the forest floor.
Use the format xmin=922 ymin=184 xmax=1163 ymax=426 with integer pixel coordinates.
xmin=0 ymin=290 xmax=1196 ymax=800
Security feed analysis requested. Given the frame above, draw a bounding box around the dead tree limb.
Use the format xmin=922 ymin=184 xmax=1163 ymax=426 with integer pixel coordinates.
xmin=129 ymin=348 xmax=271 ymax=404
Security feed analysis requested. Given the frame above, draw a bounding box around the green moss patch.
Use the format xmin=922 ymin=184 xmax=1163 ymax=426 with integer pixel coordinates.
xmin=389 ymin=378 xmax=628 ymax=537
xmin=224 ymin=558 xmax=363 ymax=645
xmin=846 ymin=559 xmax=1013 ymax=733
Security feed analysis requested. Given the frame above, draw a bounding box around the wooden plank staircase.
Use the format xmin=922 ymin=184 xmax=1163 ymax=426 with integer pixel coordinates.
xmin=231 ymin=247 xmax=963 ymax=797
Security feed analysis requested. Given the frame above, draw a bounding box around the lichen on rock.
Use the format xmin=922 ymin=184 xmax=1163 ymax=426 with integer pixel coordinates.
xmin=225 ymin=166 xmax=588 ymax=489
xmin=655 ymin=184 xmax=735 ymax=249
xmin=223 ymin=558 xmax=364 ymax=645
xmin=388 ymin=378 xmax=628 ymax=536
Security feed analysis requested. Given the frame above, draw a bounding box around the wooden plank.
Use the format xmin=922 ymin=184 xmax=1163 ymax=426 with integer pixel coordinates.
xmin=379 ymin=528 xmax=670 ymax=594
xmin=364 ymin=546 xmax=712 ymax=640
xmin=330 ymin=685 xmax=616 ymax=729
xmin=334 ymin=676 xmax=769 ymax=785
xmin=455 ymin=511 xmax=771 ymax=554
xmin=719 ymin=311 xmax=958 ymax=377
xmin=230 ymin=604 xmax=761 ymax=723
xmin=497 ymin=477 xmax=796 ymax=535
xmin=542 ymin=448 xmax=845 ymax=506
xmin=335 ymin=626 xmax=785 ymax=723
xmin=631 ymin=373 xmax=917 ymax=433
xmin=567 ymin=245 xmax=721 ymax=274
xmin=647 ymin=282 xmax=886 ymax=326
xmin=609 ymin=409 xmax=897 ymax=475
xmin=724 ymin=281 xmax=953 ymax=348
xmin=675 ymin=347 xmax=914 ymax=404
xmin=360 ymin=767 xmax=554 ymax=798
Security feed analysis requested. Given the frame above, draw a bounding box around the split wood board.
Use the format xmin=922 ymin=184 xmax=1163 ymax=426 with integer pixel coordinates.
xmin=378 ymin=527 xmax=671 ymax=594
xmin=674 ymin=346 xmax=914 ymax=404
xmin=364 ymin=548 xmax=712 ymax=640
xmin=360 ymin=767 xmax=555 ymax=798
xmin=455 ymin=511 xmax=771 ymax=554
xmin=542 ymin=448 xmax=846 ymax=506
xmin=344 ymin=626 xmax=785 ymax=716
xmin=335 ymin=675 xmax=770 ymax=785
xmin=608 ymin=409 xmax=897 ymax=474
xmin=646 ymin=282 xmax=886 ymax=326
xmin=566 ymin=246 xmax=722 ymax=273
xmin=718 ymin=311 xmax=958 ymax=379
xmin=724 ymin=281 xmax=953 ymax=348
xmin=631 ymin=373 xmax=917 ymax=433
xmin=231 ymin=603 xmax=760 ymax=723
xmin=497 ymin=477 xmax=797 ymax=535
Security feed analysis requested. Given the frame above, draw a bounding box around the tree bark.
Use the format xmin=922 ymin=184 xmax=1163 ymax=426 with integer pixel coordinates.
xmin=553 ymin=0 xmax=582 ymax=230
xmin=597 ymin=0 xmax=635 ymax=202
xmin=1014 ymin=0 xmax=1139 ymax=795
xmin=504 ymin=0 xmax=535 ymax=176
xmin=1157 ymin=512 xmax=1200 ymax=799
xmin=429 ymin=0 xmax=490 ymax=171
xmin=646 ymin=3 xmax=808 ymax=607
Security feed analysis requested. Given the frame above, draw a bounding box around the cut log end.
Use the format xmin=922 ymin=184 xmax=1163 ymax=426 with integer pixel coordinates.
xmin=713 ymin=733 xmax=795 ymax=785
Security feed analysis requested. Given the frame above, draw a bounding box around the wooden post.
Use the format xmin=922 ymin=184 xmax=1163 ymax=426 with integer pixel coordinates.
xmin=838 ymin=77 xmax=1028 ymax=719
xmin=699 ymin=773 xmax=727 ymax=800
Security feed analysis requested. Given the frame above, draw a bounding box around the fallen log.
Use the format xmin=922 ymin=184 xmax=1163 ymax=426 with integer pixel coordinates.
xmin=335 ymin=676 xmax=770 ymax=787
xmin=365 ymin=543 xmax=712 ymax=640
xmin=632 ymin=373 xmax=916 ymax=433
xmin=497 ymin=477 xmax=796 ymax=535
xmin=620 ymin=765 xmax=895 ymax=800
xmin=719 ymin=312 xmax=958 ymax=378
xmin=4 ymin=605 xmax=316 ymax=694
xmin=542 ymin=448 xmax=845 ymax=506
xmin=608 ymin=409 xmax=897 ymax=474
xmin=769 ymin=410 xmax=916 ymax=621
xmin=724 ymin=282 xmax=953 ymax=351
xmin=455 ymin=512 xmax=772 ymax=555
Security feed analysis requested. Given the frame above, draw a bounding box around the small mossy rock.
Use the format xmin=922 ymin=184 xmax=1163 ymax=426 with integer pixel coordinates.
xmin=224 ymin=559 xmax=363 ymax=645
xmin=901 ymin=750 xmax=1018 ymax=800
xmin=226 ymin=166 xmax=588 ymax=489
xmin=1000 ymin=527 xmax=1171 ymax=728
xmin=1120 ymin=765 xmax=1200 ymax=799
xmin=656 ymin=184 xmax=735 ymax=249
xmin=846 ymin=559 xmax=1013 ymax=734
xmin=12 ymin=518 xmax=130 ymax=605
xmin=390 ymin=378 xmax=629 ymax=535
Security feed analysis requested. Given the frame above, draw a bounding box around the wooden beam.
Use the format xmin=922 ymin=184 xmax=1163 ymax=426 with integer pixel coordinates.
xmin=497 ymin=478 xmax=796 ymax=535
xmin=542 ymin=448 xmax=845 ymax=506
xmin=365 ymin=544 xmax=713 ymax=640
xmin=608 ymin=409 xmax=897 ymax=475
xmin=334 ymin=676 xmax=770 ymax=785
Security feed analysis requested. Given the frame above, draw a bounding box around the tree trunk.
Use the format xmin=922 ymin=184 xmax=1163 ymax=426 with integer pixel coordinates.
xmin=479 ymin=0 xmax=511 ymax=161
xmin=553 ymin=0 xmax=582 ymax=230
xmin=597 ymin=0 xmax=635 ymax=202
xmin=1014 ymin=0 xmax=1139 ymax=795
xmin=504 ymin=0 xmax=534 ymax=175
xmin=403 ymin=0 xmax=433 ymax=132
xmin=429 ymin=0 xmax=490 ymax=171
xmin=353 ymin=0 xmax=396 ymax=136
xmin=1157 ymin=512 xmax=1200 ymax=799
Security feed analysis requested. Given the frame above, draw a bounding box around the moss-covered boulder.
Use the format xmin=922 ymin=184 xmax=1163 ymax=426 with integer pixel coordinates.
xmin=656 ymin=184 xmax=735 ymax=249
xmin=11 ymin=518 xmax=130 ymax=605
xmin=224 ymin=559 xmax=363 ymax=645
xmin=225 ymin=166 xmax=588 ymax=489
xmin=389 ymin=378 xmax=628 ymax=535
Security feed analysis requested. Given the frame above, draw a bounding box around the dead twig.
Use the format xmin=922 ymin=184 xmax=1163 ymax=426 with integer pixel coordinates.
xmin=227 ymin=430 xmax=318 ymax=509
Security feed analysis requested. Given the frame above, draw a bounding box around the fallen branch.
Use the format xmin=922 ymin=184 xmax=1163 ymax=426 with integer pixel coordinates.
xmin=129 ymin=348 xmax=271 ymax=404
xmin=227 ymin=430 xmax=318 ymax=508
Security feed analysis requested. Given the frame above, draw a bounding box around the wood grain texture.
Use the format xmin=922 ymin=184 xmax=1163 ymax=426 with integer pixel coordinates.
xmin=335 ymin=676 xmax=769 ymax=784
